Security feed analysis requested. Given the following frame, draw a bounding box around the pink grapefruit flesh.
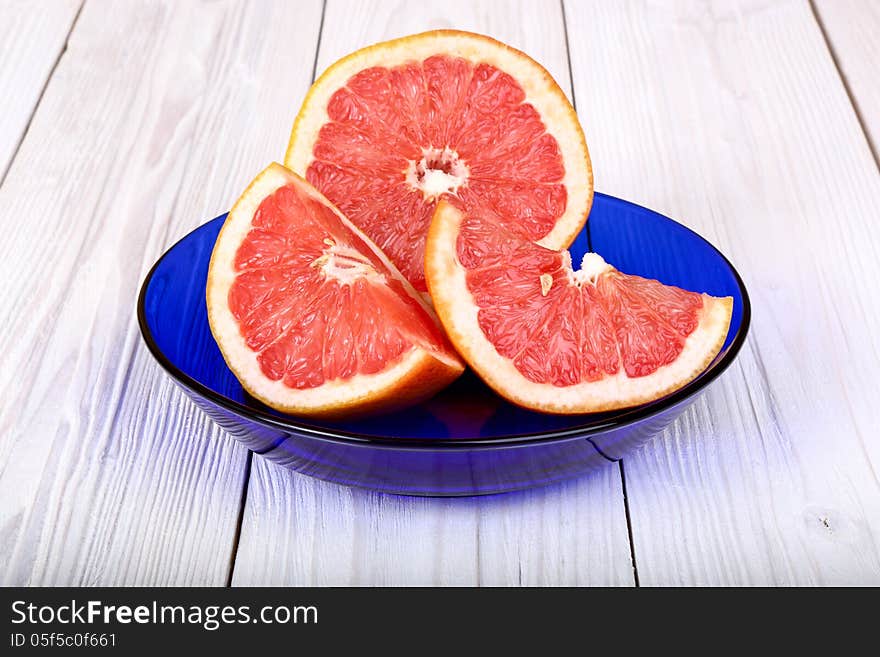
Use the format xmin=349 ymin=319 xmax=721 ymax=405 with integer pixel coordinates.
xmin=286 ymin=30 xmax=592 ymax=294
xmin=206 ymin=164 xmax=464 ymax=419
xmin=425 ymin=201 xmax=733 ymax=414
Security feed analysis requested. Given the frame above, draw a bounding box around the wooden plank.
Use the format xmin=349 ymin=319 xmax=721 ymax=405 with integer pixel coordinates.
xmin=231 ymin=0 xmax=635 ymax=587
xmin=565 ymin=0 xmax=880 ymax=584
xmin=234 ymin=463 xmax=632 ymax=586
xmin=0 ymin=0 xmax=81 ymax=180
xmin=0 ymin=0 xmax=324 ymax=585
xmin=813 ymin=0 xmax=880 ymax=159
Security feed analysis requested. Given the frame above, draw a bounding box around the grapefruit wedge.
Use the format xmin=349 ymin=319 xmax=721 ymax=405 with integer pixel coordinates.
xmin=425 ymin=201 xmax=733 ymax=414
xmin=285 ymin=30 xmax=592 ymax=294
xmin=206 ymin=164 xmax=464 ymax=419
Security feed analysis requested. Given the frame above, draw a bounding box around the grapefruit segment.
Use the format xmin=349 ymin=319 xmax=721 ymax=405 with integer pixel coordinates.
xmin=425 ymin=201 xmax=733 ymax=414
xmin=286 ymin=30 xmax=592 ymax=293
xmin=207 ymin=163 xmax=464 ymax=419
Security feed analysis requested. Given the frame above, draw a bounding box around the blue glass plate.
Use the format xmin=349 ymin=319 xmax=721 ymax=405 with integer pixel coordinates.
xmin=138 ymin=192 xmax=750 ymax=496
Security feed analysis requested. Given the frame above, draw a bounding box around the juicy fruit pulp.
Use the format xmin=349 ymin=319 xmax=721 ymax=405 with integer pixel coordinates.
xmin=308 ymin=56 xmax=566 ymax=292
xmin=426 ymin=201 xmax=733 ymax=413
xmin=458 ymin=216 xmax=704 ymax=385
xmin=229 ymin=183 xmax=450 ymax=389
xmin=206 ymin=164 xmax=463 ymax=419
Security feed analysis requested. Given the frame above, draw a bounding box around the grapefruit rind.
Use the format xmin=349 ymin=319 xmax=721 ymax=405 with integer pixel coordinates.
xmin=206 ymin=163 xmax=464 ymax=419
xmin=285 ymin=29 xmax=593 ymax=253
xmin=425 ymin=201 xmax=734 ymax=414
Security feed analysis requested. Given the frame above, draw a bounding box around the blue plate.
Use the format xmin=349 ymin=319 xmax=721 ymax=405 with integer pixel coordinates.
xmin=137 ymin=192 xmax=750 ymax=496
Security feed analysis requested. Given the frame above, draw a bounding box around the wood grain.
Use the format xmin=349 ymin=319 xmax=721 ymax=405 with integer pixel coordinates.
xmin=813 ymin=0 xmax=880 ymax=160
xmin=0 ymin=0 xmax=81 ymax=181
xmin=5 ymin=0 xmax=877 ymax=587
xmin=234 ymin=462 xmax=633 ymax=586
xmin=231 ymin=0 xmax=636 ymax=587
xmin=0 ymin=0 xmax=324 ymax=585
xmin=565 ymin=0 xmax=880 ymax=585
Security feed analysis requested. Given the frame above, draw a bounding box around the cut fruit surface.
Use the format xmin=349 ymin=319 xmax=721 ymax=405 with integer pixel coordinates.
xmin=425 ymin=201 xmax=734 ymax=414
xmin=285 ymin=30 xmax=592 ymax=293
xmin=206 ymin=163 xmax=464 ymax=419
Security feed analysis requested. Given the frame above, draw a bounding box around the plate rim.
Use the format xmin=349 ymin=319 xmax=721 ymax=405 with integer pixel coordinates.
xmin=136 ymin=191 xmax=752 ymax=449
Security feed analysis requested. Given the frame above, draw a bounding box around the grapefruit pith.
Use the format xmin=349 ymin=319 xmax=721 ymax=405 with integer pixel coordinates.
xmin=206 ymin=163 xmax=464 ymax=419
xmin=285 ymin=30 xmax=592 ymax=294
xmin=425 ymin=201 xmax=733 ymax=414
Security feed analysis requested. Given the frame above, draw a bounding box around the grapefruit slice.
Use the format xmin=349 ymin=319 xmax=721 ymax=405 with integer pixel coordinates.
xmin=285 ymin=30 xmax=592 ymax=294
xmin=425 ymin=201 xmax=733 ymax=414
xmin=206 ymin=164 xmax=464 ymax=419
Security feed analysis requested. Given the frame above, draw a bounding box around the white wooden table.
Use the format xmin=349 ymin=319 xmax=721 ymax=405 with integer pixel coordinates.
xmin=1 ymin=0 xmax=879 ymax=587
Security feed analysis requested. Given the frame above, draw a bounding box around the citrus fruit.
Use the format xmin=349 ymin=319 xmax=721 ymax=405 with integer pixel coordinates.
xmin=425 ymin=201 xmax=733 ymax=414
xmin=285 ymin=29 xmax=592 ymax=294
xmin=206 ymin=163 xmax=465 ymax=419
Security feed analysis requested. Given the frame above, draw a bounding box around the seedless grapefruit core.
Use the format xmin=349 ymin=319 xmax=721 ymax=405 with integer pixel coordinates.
xmin=285 ymin=29 xmax=592 ymax=293
xmin=206 ymin=163 xmax=464 ymax=419
xmin=425 ymin=201 xmax=734 ymax=414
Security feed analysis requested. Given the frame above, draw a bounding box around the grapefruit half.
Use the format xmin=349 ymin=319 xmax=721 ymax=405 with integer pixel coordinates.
xmin=285 ymin=30 xmax=592 ymax=294
xmin=206 ymin=163 xmax=464 ymax=419
xmin=425 ymin=201 xmax=733 ymax=414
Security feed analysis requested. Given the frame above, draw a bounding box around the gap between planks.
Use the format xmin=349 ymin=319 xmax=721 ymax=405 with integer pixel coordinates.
xmin=223 ymin=0 xmax=329 ymax=588
xmin=225 ymin=451 xmax=254 ymax=587
xmin=0 ymin=1 xmax=84 ymax=188
xmin=808 ymin=0 xmax=879 ymax=169
xmin=561 ymin=0 xmax=641 ymax=587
